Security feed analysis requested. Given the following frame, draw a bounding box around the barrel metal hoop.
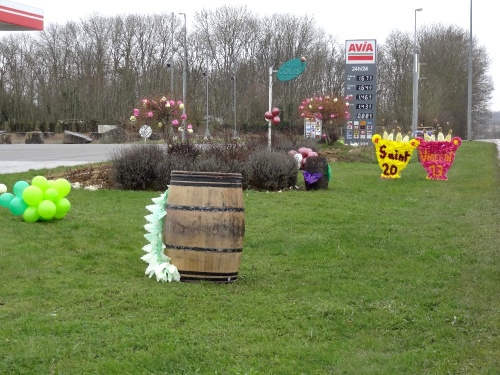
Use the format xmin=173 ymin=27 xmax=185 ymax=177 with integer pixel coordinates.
xmin=169 ymin=180 xmax=241 ymax=188
xmin=164 ymin=243 xmax=243 ymax=253
xmin=166 ymin=204 xmax=244 ymax=213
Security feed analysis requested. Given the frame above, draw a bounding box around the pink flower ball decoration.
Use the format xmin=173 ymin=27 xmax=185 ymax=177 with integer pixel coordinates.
xmin=169 ymin=100 xmax=175 ymax=106
xmin=172 ymin=119 xmax=179 ymax=126
xmin=133 ymin=108 xmax=139 ymax=117
xmin=298 ymin=147 xmax=311 ymax=158
xmin=299 ymin=105 xmax=304 ymax=110
xmin=187 ymin=124 xmax=193 ymax=129
xmin=181 ymin=114 xmax=187 ymax=120
xmin=300 ymin=113 xmax=305 ymax=118
xmin=318 ymin=106 xmax=323 ymax=110
xmin=147 ymin=111 xmax=153 ymax=118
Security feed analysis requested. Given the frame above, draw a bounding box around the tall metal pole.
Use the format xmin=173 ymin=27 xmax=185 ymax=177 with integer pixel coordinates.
xmin=412 ymin=8 xmax=423 ymax=136
xmin=170 ymin=12 xmax=174 ymax=95
xmin=204 ymin=16 xmax=211 ymax=139
xmin=467 ymin=0 xmax=473 ymax=140
xmin=179 ymin=12 xmax=187 ymax=142
xmin=268 ymin=66 xmax=273 ymax=150
xmin=232 ymin=60 xmax=237 ymax=139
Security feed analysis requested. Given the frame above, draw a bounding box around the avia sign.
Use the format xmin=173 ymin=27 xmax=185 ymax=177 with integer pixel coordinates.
xmin=276 ymin=58 xmax=307 ymax=82
xmin=0 ymin=0 xmax=44 ymax=31
xmin=345 ymin=40 xmax=376 ymax=64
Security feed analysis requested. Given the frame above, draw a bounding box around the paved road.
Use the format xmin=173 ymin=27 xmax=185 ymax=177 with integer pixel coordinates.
xmin=1 ymin=140 xmax=499 ymax=174
xmin=478 ymin=139 xmax=500 ymax=161
xmin=0 ymin=144 xmax=133 ymax=174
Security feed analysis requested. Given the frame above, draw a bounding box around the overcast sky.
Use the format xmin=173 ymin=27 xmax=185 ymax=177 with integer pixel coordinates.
xmin=15 ymin=0 xmax=499 ymax=112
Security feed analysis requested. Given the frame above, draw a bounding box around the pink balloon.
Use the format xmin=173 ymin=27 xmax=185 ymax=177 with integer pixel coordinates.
xmin=298 ymin=147 xmax=309 ymax=158
xmin=264 ymin=111 xmax=273 ymax=120
xmin=271 ymin=107 xmax=280 ymax=116
xmin=272 ymin=116 xmax=280 ymax=125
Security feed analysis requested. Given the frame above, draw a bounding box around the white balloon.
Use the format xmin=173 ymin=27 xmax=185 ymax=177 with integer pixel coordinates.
xmin=0 ymin=183 xmax=7 ymax=194
xmin=293 ymin=153 xmax=303 ymax=169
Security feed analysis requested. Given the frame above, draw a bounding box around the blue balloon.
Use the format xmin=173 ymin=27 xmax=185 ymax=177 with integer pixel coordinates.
xmin=13 ymin=180 xmax=30 ymax=197
xmin=0 ymin=192 xmax=15 ymax=208
xmin=9 ymin=196 xmax=28 ymax=216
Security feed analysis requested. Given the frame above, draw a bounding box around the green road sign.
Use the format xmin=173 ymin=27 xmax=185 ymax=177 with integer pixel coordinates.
xmin=276 ymin=58 xmax=307 ymax=81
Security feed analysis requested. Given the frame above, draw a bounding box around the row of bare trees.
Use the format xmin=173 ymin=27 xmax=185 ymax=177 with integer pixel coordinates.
xmin=0 ymin=5 xmax=492 ymax=138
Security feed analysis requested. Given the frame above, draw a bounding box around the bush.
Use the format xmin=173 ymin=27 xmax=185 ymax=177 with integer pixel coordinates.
xmin=246 ymin=149 xmax=298 ymax=191
xmin=110 ymin=144 xmax=170 ymax=190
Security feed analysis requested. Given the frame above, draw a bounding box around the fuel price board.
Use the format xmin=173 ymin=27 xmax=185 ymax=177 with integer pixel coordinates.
xmin=344 ymin=39 xmax=377 ymax=145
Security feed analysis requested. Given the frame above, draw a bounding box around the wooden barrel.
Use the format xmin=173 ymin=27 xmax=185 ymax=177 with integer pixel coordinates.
xmin=163 ymin=171 xmax=245 ymax=282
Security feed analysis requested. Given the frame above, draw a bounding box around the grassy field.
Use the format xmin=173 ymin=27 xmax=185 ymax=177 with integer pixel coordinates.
xmin=0 ymin=141 xmax=499 ymax=374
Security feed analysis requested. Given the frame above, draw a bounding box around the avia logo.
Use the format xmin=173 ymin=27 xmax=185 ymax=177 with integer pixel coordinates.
xmin=346 ymin=40 xmax=376 ymax=64
xmin=348 ymin=42 xmax=374 ymax=53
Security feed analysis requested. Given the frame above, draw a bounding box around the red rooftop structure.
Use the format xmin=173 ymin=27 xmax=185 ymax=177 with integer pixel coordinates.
xmin=0 ymin=0 xmax=43 ymax=31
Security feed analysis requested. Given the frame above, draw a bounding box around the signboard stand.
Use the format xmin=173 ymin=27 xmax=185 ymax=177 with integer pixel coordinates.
xmin=344 ymin=40 xmax=377 ymax=146
xmin=304 ymin=117 xmax=322 ymax=139
xmin=267 ymin=57 xmax=307 ymax=149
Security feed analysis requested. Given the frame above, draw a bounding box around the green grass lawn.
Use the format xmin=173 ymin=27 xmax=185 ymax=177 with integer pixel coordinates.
xmin=1 ymin=141 xmax=499 ymax=374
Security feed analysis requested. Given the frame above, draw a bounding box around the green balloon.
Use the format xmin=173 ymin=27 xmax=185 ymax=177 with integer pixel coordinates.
xmin=44 ymin=187 xmax=59 ymax=202
xmin=55 ymin=197 xmax=71 ymax=217
xmin=22 ymin=185 xmax=44 ymax=206
xmin=9 ymin=196 xmax=28 ymax=216
xmin=13 ymin=180 xmax=29 ymax=197
xmin=54 ymin=178 xmax=71 ymax=198
xmin=31 ymin=175 xmax=50 ymax=191
xmin=23 ymin=206 xmax=40 ymax=222
xmin=0 ymin=192 xmax=15 ymax=208
xmin=37 ymin=200 xmax=57 ymax=220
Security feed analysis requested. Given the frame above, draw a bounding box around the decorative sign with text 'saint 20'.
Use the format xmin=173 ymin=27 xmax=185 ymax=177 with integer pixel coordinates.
xmin=372 ymin=134 xmax=420 ymax=179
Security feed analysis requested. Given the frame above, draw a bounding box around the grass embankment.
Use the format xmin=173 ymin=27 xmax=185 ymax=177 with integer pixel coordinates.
xmin=0 ymin=141 xmax=499 ymax=374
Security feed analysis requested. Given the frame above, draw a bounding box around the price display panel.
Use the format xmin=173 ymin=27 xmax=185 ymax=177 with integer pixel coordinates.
xmin=344 ymin=40 xmax=377 ymax=145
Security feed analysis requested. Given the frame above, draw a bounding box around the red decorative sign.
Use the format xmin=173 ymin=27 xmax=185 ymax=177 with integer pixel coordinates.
xmin=416 ymin=137 xmax=462 ymax=180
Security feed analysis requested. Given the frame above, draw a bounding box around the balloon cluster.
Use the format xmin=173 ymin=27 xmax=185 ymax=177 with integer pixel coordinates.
xmin=288 ymin=147 xmax=318 ymax=169
xmin=0 ymin=176 xmax=72 ymax=222
xmin=264 ymin=107 xmax=281 ymax=125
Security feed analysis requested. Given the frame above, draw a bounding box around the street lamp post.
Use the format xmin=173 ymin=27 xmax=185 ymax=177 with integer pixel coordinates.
xmin=467 ymin=0 xmax=473 ymax=140
xmin=170 ymin=12 xmax=174 ymax=95
xmin=232 ymin=59 xmax=237 ymax=139
xmin=204 ymin=16 xmax=211 ymax=139
xmin=412 ymin=8 xmax=423 ymax=136
xmin=179 ymin=12 xmax=187 ymax=142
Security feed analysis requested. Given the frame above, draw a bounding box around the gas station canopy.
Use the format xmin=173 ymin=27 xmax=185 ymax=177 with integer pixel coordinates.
xmin=0 ymin=0 xmax=43 ymax=31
